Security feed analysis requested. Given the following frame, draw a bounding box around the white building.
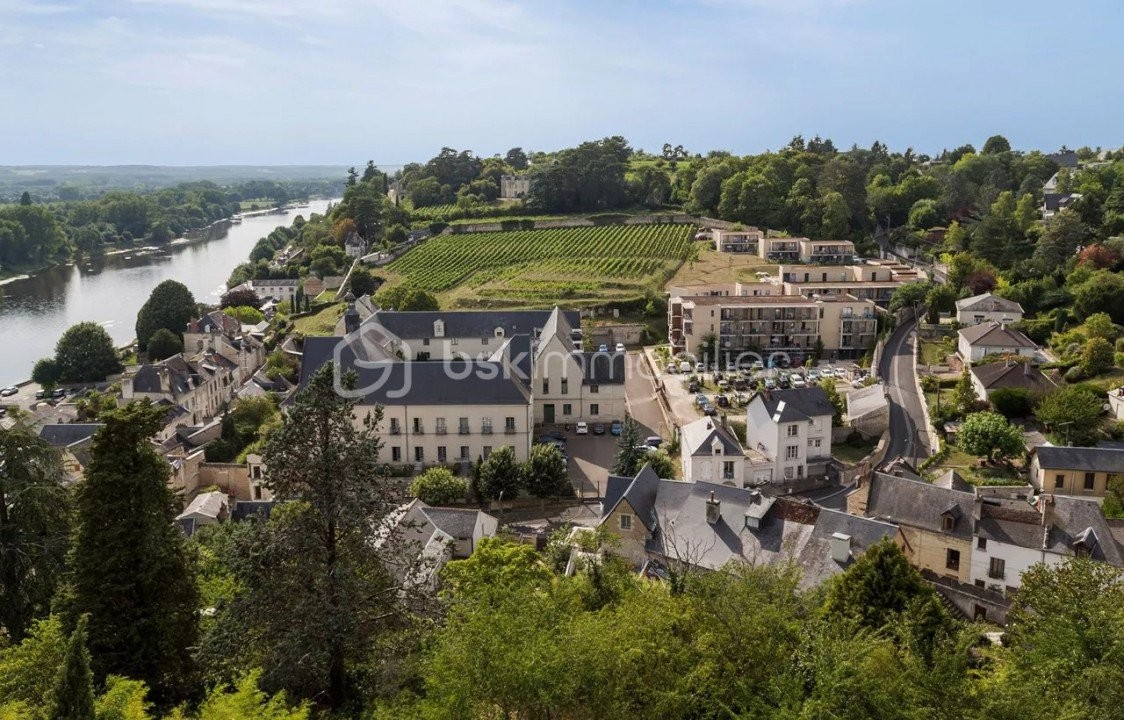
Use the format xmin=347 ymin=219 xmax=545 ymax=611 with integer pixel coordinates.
xmin=500 ymin=175 xmax=531 ymax=200
xmin=954 ymin=293 xmax=1024 ymax=326
xmin=678 ymin=416 xmax=772 ymax=486
xmin=957 ymin=322 xmax=1038 ymax=364
xmin=744 ymin=388 xmax=834 ymax=485
xmin=253 ymin=278 xmax=300 ymax=305
xmin=382 ymin=499 xmax=499 ymax=590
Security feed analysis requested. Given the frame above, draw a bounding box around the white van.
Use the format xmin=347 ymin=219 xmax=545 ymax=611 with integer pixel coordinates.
xmin=679 ymin=360 xmax=692 ymax=373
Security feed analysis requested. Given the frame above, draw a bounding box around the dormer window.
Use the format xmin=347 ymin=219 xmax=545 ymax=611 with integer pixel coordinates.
xmin=494 ymin=327 xmax=505 ymax=338
xmin=433 ymin=320 xmax=445 ymax=338
xmin=941 ymin=515 xmax=954 ymax=532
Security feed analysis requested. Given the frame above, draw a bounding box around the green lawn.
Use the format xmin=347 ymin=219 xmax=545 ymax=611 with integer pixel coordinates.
xmin=919 ymin=339 xmax=952 ymax=366
xmin=834 ymin=439 xmax=879 ymax=464
xmin=292 ymin=303 xmax=344 ymax=336
xmin=931 ymin=442 xmax=1024 ymax=486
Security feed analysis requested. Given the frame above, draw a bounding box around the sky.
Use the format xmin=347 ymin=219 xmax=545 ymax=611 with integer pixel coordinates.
xmin=1 ymin=0 xmax=1121 ymax=166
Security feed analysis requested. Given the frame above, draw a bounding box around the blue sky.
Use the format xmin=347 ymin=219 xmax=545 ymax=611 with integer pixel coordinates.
xmin=1 ymin=0 xmax=1121 ymax=165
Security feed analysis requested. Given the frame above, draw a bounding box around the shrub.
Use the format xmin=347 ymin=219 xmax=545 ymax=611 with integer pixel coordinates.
xmin=410 ymin=467 xmax=467 ymax=505
xmin=989 ymin=387 xmax=1035 ymax=418
xmin=1064 ymin=365 xmax=1087 ymax=383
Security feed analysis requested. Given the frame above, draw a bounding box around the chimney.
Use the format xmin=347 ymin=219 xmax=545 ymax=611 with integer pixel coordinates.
xmin=343 ymin=290 xmax=360 ymax=335
xmin=830 ymin=532 xmax=852 ymax=563
xmin=1038 ymin=493 xmax=1056 ymax=529
xmin=705 ymin=491 xmax=721 ymax=524
xmin=749 ymin=489 xmax=761 ymax=504
xmin=1024 ymin=361 xmax=1031 ymax=377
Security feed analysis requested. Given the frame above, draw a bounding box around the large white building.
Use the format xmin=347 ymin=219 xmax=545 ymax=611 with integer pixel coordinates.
xmin=678 ymin=416 xmax=773 ymax=486
xmin=954 ymin=293 xmax=1024 ymax=326
xmin=744 ymin=388 xmax=835 ymax=485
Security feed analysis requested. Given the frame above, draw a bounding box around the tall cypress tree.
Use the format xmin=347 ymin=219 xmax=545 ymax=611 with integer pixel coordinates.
xmin=49 ymin=615 xmax=95 ymax=720
xmin=65 ymin=401 xmax=199 ymax=706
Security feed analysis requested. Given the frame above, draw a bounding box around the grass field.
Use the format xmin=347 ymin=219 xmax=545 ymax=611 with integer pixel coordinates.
xmin=293 ymin=303 xmax=344 ymax=336
xmin=381 ymin=224 xmax=695 ymax=308
xmin=666 ymin=246 xmax=777 ymax=287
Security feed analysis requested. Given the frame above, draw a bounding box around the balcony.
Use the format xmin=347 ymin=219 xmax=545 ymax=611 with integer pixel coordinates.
xmin=458 ymin=426 xmax=470 ymax=435
xmin=481 ymin=427 xmax=493 ymax=435
xmin=389 ymin=426 xmax=401 ymax=435
xmin=505 ymin=427 xmax=517 ymax=435
xmin=436 ymin=427 xmax=447 ymax=435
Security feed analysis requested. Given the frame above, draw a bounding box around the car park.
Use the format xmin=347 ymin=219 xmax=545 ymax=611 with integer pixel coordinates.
xmin=593 ymin=422 xmax=606 ymax=435
xmin=610 ymin=420 xmax=623 ymax=436
xmin=0 ymin=386 xmax=17 ymax=397
xmin=615 ymin=342 xmax=625 ymax=352
xmin=575 ymin=421 xmax=589 ymax=435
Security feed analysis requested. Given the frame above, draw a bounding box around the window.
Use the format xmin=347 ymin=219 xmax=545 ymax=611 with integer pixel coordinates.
xmin=1055 ymin=473 xmax=1065 ymax=488
xmin=389 ymin=418 xmax=401 ymax=435
xmin=482 ymin=418 xmax=493 ymax=434
xmin=542 ymin=378 xmax=549 ymax=394
xmin=421 ymin=338 xmax=429 ymax=346
xmin=946 ymin=549 xmax=960 ymax=571
xmin=787 ymin=424 xmax=799 ymax=437
xmin=437 ymin=446 xmax=447 ymax=462
xmin=590 ymin=403 xmax=599 ymax=416
xmin=436 ymin=418 xmax=446 ymax=434
xmin=977 ymin=537 xmax=987 ymax=550
xmin=505 ymin=416 xmax=516 ymax=432
xmin=619 ymin=514 xmax=633 ymax=531
xmin=562 ymin=403 xmax=572 ymax=415
xmin=590 ymin=384 xmax=599 ymax=394
xmin=450 ymin=338 xmax=458 ymax=345
xmin=807 ymin=438 xmax=822 ymax=448
xmin=458 ymin=417 xmax=470 ymax=434
xmin=988 ymin=557 xmax=1006 ymax=580
xmin=723 ymin=461 xmax=735 ymax=480
xmin=391 ymin=446 xmax=401 ymax=462
xmin=414 ymin=447 xmax=424 ymax=463
xmin=784 ymin=466 xmax=794 ymax=479
xmin=482 ymin=337 xmax=489 ymax=345
xmin=483 ymin=446 xmax=492 ymax=458
xmin=459 ymin=445 xmax=469 ymax=460
xmin=785 ymin=445 xmax=799 ymax=460
xmin=561 ymin=378 xmax=569 ymax=394
xmin=413 ymin=417 xmax=423 ymax=433
xmin=942 ymin=515 xmax=954 ymax=532
xmin=1084 ymin=472 xmax=1096 ymax=490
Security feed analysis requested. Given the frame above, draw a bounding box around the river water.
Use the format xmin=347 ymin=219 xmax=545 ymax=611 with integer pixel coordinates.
xmin=0 ymin=198 xmax=336 ymax=386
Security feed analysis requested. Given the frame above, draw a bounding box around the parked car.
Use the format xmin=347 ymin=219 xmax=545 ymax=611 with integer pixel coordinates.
xmin=575 ymin=422 xmax=589 ymax=435
xmin=732 ymin=379 xmax=747 ymax=391
xmin=615 ymin=342 xmax=625 ymax=352
xmin=777 ymin=374 xmax=791 ymax=389
xmin=807 ymin=368 xmax=820 ymax=382
xmin=52 ymin=388 xmax=66 ymax=398
xmin=0 ymin=386 xmax=18 ymax=397
xmin=751 ymin=360 xmax=764 ymax=371
xmin=852 ymin=377 xmax=867 ymax=388
xmin=695 ymin=362 xmax=705 ymax=373
xmin=34 ymin=389 xmax=49 ymax=400
xmin=702 ymin=403 xmax=717 ymax=416
xmin=792 ymin=374 xmax=807 ymax=388
xmin=679 ymin=361 xmax=692 ymax=373
xmin=695 ymin=393 xmax=709 ymax=407
xmin=667 ymin=362 xmax=678 ymax=373
xmin=634 ymin=445 xmax=656 ymax=455
xmin=715 ymin=394 xmax=730 ymax=408
xmin=610 ymin=420 xmax=623 ymax=436
xmin=645 ymin=435 xmax=663 ymax=448
xmin=598 ymin=344 xmax=609 ymax=352
xmin=821 ymin=366 xmax=835 ymax=378
xmin=538 ymin=436 xmax=566 ymax=450
xmin=763 ymin=378 xmax=776 ymax=390
xmin=716 ymin=379 xmax=729 ymax=390
xmin=593 ymin=422 xmax=606 ymax=435
xmin=687 ymin=380 xmax=700 ymax=393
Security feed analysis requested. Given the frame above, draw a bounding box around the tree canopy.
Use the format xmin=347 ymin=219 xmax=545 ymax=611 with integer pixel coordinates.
xmin=135 ymin=280 xmax=195 ymax=352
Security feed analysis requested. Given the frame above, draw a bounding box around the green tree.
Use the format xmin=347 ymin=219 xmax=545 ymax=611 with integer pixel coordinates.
xmin=48 ymin=615 xmax=94 ymax=720
xmin=31 ymin=357 xmax=62 ymax=389
xmin=1083 ymin=312 xmax=1118 ymax=341
xmin=612 ymin=415 xmax=645 ymax=476
xmin=144 ymin=328 xmax=182 ymax=361
xmin=925 ymin=284 xmax=957 ymax=324
xmin=823 ymin=538 xmax=933 ymax=629
xmin=65 ymin=402 xmax=199 ymax=706
xmin=224 ymin=305 xmax=264 ymax=325
xmin=0 ymin=427 xmax=71 ymax=642
xmin=54 ymin=322 xmax=121 ymax=383
xmin=643 ymin=449 xmax=676 ymax=479
xmin=93 ymin=676 xmax=152 ymax=720
xmin=907 ymin=198 xmax=941 ymax=230
xmin=952 ymin=369 xmax=977 ymax=416
xmin=989 ymin=387 xmax=1035 ymax=418
xmin=375 ymin=284 xmax=439 ymax=311
xmin=820 ymin=378 xmax=845 ymax=426
xmin=957 ymin=411 xmax=1025 ymax=463
xmin=522 ymin=444 xmax=572 ymax=498
xmin=889 ymin=281 xmax=931 ymax=313
xmin=347 ymin=267 xmax=378 ymax=298
xmin=1080 ymin=336 xmax=1114 ymax=377
xmin=410 ymin=467 xmax=467 ymax=505
xmin=478 ymin=446 xmax=522 ymax=501
xmin=1035 ymin=385 xmax=1105 ymax=445
xmin=309 ymin=245 xmax=347 ymax=278
xmin=1036 ymin=209 xmax=1090 ymax=266
xmin=135 ymin=280 xmax=195 ymax=352
xmin=981 ymin=134 xmax=1011 ymax=154
xmin=0 ymin=615 xmax=68 ymax=710
xmin=1073 ymin=270 xmax=1124 ymax=322
xmin=196 ymin=671 xmax=309 ymax=720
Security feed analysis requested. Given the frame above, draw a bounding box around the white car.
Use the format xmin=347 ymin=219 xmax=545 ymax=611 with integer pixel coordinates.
xmin=615 ymin=342 xmax=625 ymax=352
xmin=695 ymin=362 xmax=705 ymax=373
xmin=792 ymin=375 xmax=807 ymax=388
xmin=820 ymin=367 xmax=835 ymax=378
xmin=0 ymin=386 xmax=17 ymax=397
xmin=575 ymin=421 xmax=589 ymax=435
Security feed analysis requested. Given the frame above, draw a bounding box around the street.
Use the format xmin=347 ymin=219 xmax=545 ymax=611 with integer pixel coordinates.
xmin=879 ymin=318 xmax=931 ymax=467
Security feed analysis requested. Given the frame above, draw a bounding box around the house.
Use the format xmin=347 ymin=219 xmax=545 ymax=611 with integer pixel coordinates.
xmin=1042 ymin=193 xmax=1082 ymax=220
xmin=381 ymin=499 xmax=499 ymax=589
xmin=343 ymin=230 xmax=367 ymax=259
xmin=848 ymin=471 xmax=976 ymax=583
xmin=957 ymin=322 xmax=1038 ymax=364
xmin=1028 ymin=445 xmax=1124 ymax=497
xmin=252 ymin=278 xmax=299 ymax=305
xmin=713 ymin=228 xmax=763 ymax=254
xmin=678 ymin=416 xmax=772 ymax=486
xmin=38 ymin=423 xmax=103 ymax=484
xmin=970 ymin=360 xmax=1055 ymax=402
xmin=499 ymin=175 xmax=531 ymax=200
xmin=121 ymin=354 xmax=237 ymax=424
xmin=778 ymin=262 xmax=921 ymax=308
xmin=845 ymin=384 xmax=889 ymax=438
xmin=954 ymin=293 xmax=1024 ymax=326
xmin=183 ymin=310 xmax=266 ymax=383
xmin=1046 ymin=151 xmax=1079 ymax=168
xmin=332 ymin=293 xmax=378 ymax=335
xmin=532 ymin=307 xmax=627 ymax=424
xmin=599 ymin=466 xmax=899 ymax=587
xmin=175 ymin=490 xmax=230 ymax=537
xmin=744 ymin=387 xmax=834 ymax=485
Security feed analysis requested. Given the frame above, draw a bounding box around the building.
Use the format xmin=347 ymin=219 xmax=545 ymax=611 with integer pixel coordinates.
xmin=499 ymin=175 xmax=531 ymax=200
xmin=678 ymin=416 xmax=772 ymax=486
xmin=1042 ymin=193 xmax=1082 ymax=220
xmin=954 ymin=293 xmax=1025 ymax=326
xmin=122 ymin=354 xmax=237 ymax=424
xmin=39 ymin=423 xmax=102 ymax=484
xmin=713 ymin=228 xmax=763 ymax=254
xmin=744 ymin=387 xmax=834 ymax=485
xmin=798 ymin=239 xmax=855 ymax=264
xmin=344 ymin=230 xmax=367 ymax=259
xmin=332 ymin=293 xmax=378 ymax=335
xmin=1029 ymin=445 xmax=1124 ymax=497
xmin=253 ymin=278 xmax=300 ymax=305
xmin=668 ymin=293 xmax=878 ymax=362
xmin=183 ymin=310 xmax=266 ymax=384
xmin=382 ymin=499 xmax=499 ymax=589
xmin=600 ymin=466 xmax=899 ymax=587
xmin=969 ymin=360 xmax=1055 ymax=401
xmin=848 ymin=471 xmax=976 ymax=583
xmin=532 ymin=308 xmax=627 ymax=424
xmin=957 ymin=322 xmax=1038 ymax=364
xmin=175 ymin=490 xmax=230 ymax=537
xmin=845 ymin=384 xmax=889 ymax=438
xmin=778 ymin=263 xmax=916 ymax=308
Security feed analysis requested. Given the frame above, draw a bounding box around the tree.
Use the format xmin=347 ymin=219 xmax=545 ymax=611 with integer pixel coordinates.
xmin=957 ymin=411 xmax=1025 ymax=463
xmin=410 ymin=467 xmax=467 ymax=505
xmin=348 ymin=267 xmax=378 ymax=298
xmin=1035 ymin=386 xmax=1104 ymax=446
xmin=145 ymin=328 xmax=182 ymax=361
xmin=925 ymin=284 xmax=956 ymax=324
xmin=52 ymin=322 xmax=121 ymax=383
xmin=1078 ymin=243 xmax=1120 ymax=270
xmin=135 ymin=280 xmax=195 ymax=351
xmin=1073 ymin=271 xmax=1124 ymax=323
xmin=981 ymin=135 xmax=1011 ymax=154
xmin=522 ymin=444 xmax=572 ymax=498
xmin=220 ymin=288 xmax=261 ymax=309
xmin=889 ymin=281 xmax=930 ymax=313
xmin=907 ymin=198 xmax=941 ymax=230
xmin=0 ymin=615 xmax=68 ymax=710
xmin=820 ymin=378 xmax=845 ymax=426
xmin=48 ymin=615 xmax=95 ymax=720
xmin=1036 ymin=209 xmax=1090 ymax=266
xmin=65 ymin=402 xmax=199 ymax=705
xmin=965 ymin=268 xmax=998 ymax=295
xmin=0 ymin=427 xmax=70 ymax=642
xmin=196 ymin=671 xmax=309 ymax=720
xmin=823 ymin=538 xmax=933 ymax=629
xmin=1083 ymin=312 xmax=1118 ymax=341
xmin=1080 ymin=337 xmax=1114 ymax=377
xmin=952 ymin=369 xmax=977 ymax=416
xmin=612 ymin=415 xmax=646 ymax=476
xmin=375 ymin=284 xmax=438 ymax=311
xmin=989 ymin=387 xmax=1035 ymax=418
xmin=478 ymin=446 xmax=522 ymax=501
xmin=309 ymin=245 xmax=347 ymax=278
xmin=19 ymin=191 xmax=31 ymax=206
xmin=644 ymin=449 xmax=676 ymax=479
xmin=215 ymin=364 xmax=398 ymax=708
xmin=32 ymin=357 xmax=62 ymax=389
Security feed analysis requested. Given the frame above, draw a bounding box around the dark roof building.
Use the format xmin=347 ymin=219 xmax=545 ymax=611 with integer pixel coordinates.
xmin=751 ymin=386 xmax=834 ymax=423
xmin=971 ymin=361 xmax=1055 ymax=395
xmin=1031 ymin=445 xmax=1124 ymax=474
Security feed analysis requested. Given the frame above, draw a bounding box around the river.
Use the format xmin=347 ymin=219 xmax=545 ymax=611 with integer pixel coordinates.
xmin=0 ymin=198 xmax=336 ymax=386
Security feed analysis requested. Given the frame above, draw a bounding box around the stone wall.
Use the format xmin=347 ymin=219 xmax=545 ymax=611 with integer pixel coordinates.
xmin=198 ymin=462 xmax=253 ymax=501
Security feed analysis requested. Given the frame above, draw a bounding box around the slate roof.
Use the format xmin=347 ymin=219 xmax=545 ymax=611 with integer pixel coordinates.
xmin=958 ymin=322 xmax=1038 ymax=349
xmin=1043 ymin=192 xmax=1082 ymax=211
xmin=232 ymin=500 xmax=276 ymax=522
xmin=752 ymin=387 xmax=834 ymax=423
xmin=846 ymin=384 xmax=888 ymax=419
xmin=369 ymin=308 xmax=577 ymax=340
xmin=680 ymin=417 xmax=744 ymax=457
xmin=178 ymin=491 xmax=228 ymax=521
xmin=602 ymin=464 xmax=663 ymax=531
xmin=38 ymin=423 xmax=103 ymax=448
xmin=299 ymin=336 xmax=532 ymax=406
xmin=955 ymin=293 xmax=1024 ymax=314
xmin=971 ymin=362 xmax=1055 ymax=393
xmin=421 ymin=507 xmax=482 ymax=540
xmin=864 ymin=472 xmax=976 ymax=539
xmin=1031 ymin=445 xmax=1124 ymax=473
xmin=578 ymin=352 xmax=626 ymax=385
xmin=975 ymin=495 xmax=1124 ymax=567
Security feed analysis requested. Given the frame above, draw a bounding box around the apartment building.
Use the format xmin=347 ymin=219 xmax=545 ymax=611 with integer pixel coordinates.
xmin=668 ymin=293 xmax=878 ymax=361
xmin=713 ymin=228 xmax=763 ymax=254
xmin=778 ymin=263 xmax=917 ymax=308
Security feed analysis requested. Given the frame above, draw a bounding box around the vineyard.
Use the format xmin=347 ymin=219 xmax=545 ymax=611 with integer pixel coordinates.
xmin=382 ymin=224 xmax=695 ymax=307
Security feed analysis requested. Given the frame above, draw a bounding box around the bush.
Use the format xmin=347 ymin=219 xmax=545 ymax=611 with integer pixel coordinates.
xmin=989 ymin=387 xmax=1036 ymax=418
xmin=410 ymin=467 xmax=467 ymax=505
xmin=1064 ymin=365 xmax=1087 ymax=383
xmin=147 ymin=328 xmax=184 ymax=361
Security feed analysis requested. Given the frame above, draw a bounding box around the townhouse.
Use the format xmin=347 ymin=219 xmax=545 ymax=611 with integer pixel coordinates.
xmin=955 ymin=293 xmax=1024 ymax=326
xmin=678 ymin=416 xmax=773 ymax=486
xmin=957 ymin=321 xmax=1038 ymax=364
xmin=1028 ymin=445 xmax=1124 ymax=498
xmin=744 ymin=387 xmax=834 ymax=484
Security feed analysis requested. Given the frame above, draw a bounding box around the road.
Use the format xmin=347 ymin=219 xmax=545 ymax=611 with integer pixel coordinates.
xmin=879 ymin=318 xmax=931 ymax=467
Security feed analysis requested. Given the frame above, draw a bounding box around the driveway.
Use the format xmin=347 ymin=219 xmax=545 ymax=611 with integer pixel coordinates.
xmin=625 ymin=352 xmax=668 ymax=440
xmin=879 ymin=318 xmax=931 ymax=467
xmin=566 ymin=433 xmax=621 ymax=500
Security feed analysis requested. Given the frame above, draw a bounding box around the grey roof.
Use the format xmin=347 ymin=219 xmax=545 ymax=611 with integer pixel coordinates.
xmin=958 ymin=322 xmax=1038 ymax=349
xmin=421 ymin=507 xmax=482 ymax=540
xmin=955 ymin=293 xmax=1023 ymax=314
xmin=1031 ymin=445 xmax=1124 ymax=473
xmin=232 ymin=500 xmax=276 ymax=522
xmin=578 ymin=352 xmax=626 ymax=385
xmin=752 ymin=387 xmax=834 ymax=423
xmin=602 ymin=464 xmax=662 ymax=531
xmin=38 ymin=423 xmax=103 ymax=448
xmin=299 ymin=336 xmax=532 ymax=406
xmin=846 ymin=384 xmax=888 ymax=419
xmin=971 ymin=362 xmax=1055 ymax=393
xmin=177 ymin=517 xmax=197 ymax=538
xmin=368 ymin=308 xmax=578 ymax=340
xmin=1049 ymin=495 xmax=1124 ymax=566
xmin=1043 ymin=192 xmax=1082 ymax=211
xmin=680 ymin=417 xmax=743 ymax=457
xmin=864 ymin=472 xmax=976 ymax=539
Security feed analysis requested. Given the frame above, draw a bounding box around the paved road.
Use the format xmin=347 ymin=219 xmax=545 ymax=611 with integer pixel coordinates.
xmin=624 ymin=352 xmax=668 ymax=439
xmin=879 ymin=318 xmax=931 ymax=466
